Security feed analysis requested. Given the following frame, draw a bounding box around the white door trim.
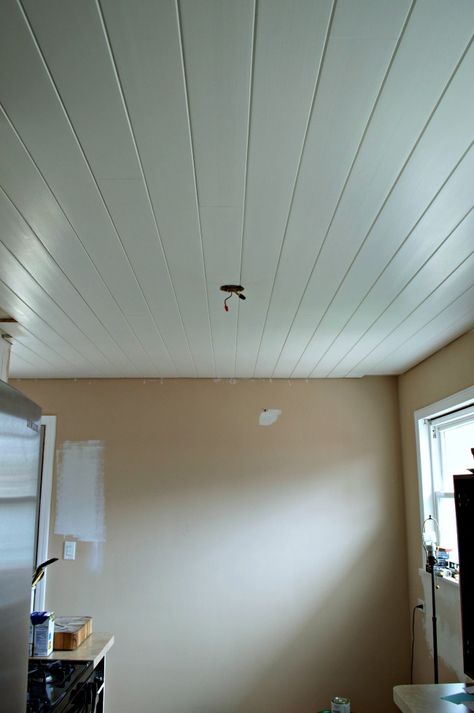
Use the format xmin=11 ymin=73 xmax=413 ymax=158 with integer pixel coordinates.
xmin=34 ymin=415 xmax=56 ymax=610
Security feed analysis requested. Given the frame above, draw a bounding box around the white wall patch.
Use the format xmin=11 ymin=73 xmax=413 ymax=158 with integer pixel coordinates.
xmin=259 ymin=409 xmax=282 ymax=426
xmin=55 ymin=440 xmax=105 ymax=542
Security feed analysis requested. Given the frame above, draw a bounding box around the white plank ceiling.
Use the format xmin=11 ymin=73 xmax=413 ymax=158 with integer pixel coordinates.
xmin=0 ymin=0 xmax=473 ymax=379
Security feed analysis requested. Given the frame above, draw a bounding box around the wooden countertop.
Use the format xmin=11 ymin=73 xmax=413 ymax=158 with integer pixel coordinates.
xmin=32 ymin=633 xmax=114 ymax=669
xmin=394 ymin=683 xmax=473 ymax=713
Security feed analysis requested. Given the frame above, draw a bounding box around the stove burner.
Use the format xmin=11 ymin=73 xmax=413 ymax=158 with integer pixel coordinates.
xmin=27 ymin=659 xmax=92 ymax=712
xmin=29 ymin=660 xmax=76 ymax=685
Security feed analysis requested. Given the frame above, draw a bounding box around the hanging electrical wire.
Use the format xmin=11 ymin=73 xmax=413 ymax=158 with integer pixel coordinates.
xmin=220 ymin=285 xmax=246 ymax=312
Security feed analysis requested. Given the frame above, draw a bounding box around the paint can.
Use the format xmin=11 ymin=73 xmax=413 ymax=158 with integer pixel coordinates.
xmin=331 ymin=697 xmax=350 ymax=713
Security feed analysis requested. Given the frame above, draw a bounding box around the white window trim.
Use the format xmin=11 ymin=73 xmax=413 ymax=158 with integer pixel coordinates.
xmin=414 ymin=385 xmax=474 ymax=569
xmin=34 ymin=415 xmax=56 ymax=611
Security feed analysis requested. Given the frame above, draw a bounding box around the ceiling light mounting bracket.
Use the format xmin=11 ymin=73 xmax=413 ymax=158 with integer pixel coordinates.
xmin=220 ymin=284 xmax=246 ymax=312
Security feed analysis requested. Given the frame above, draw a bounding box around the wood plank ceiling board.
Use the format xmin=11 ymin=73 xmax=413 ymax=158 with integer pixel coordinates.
xmin=271 ymin=0 xmax=469 ymax=378
xmin=0 ymin=1 xmax=472 ymax=379
xmin=8 ymin=343 xmax=60 ymax=376
xmin=2 ymin=2 xmax=180 ymax=376
xmin=9 ymin=349 xmax=77 ymax=379
xmin=99 ymin=0 xmax=216 ymax=375
xmin=0 ymin=243 xmax=113 ymax=375
xmin=0 ymin=111 xmax=160 ymax=375
xmin=0 ymin=110 xmax=148 ymax=362
xmin=9 ymin=355 xmax=34 ymax=375
xmin=11 ymin=2 xmax=177 ymax=376
xmin=20 ymin=0 xmax=194 ymax=376
xmin=313 ymin=52 xmax=474 ymax=378
xmin=263 ymin=0 xmax=474 ymax=378
xmin=354 ymin=283 xmax=474 ymax=377
xmin=333 ymin=222 xmax=474 ymax=377
xmin=324 ymin=151 xmax=474 ymax=377
xmin=10 ymin=337 xmax=75 ymax=376
xmin=0 ymin=318 xmax=79 ymax=373
xmin=0 ymin=280 xmax=105 ymax=371
xmin=234 ymin=0 xmax=334 ymax=377
xmin=177 ymin=0 xmax=255 ymax=377
xmin=303 ymin=48 xmax=474 ymax=377
xmin=0 ymin=0 xmax=168 ymax=374
xmin=246 ymin=0 xmax=413 ymax=378
xmin=3 ymin=333 xmax=93 ymax=380
xmin=0 ymin=187 xmax=139 ymax=374
xmin=0 ymin=16 xmax=160 ymax=373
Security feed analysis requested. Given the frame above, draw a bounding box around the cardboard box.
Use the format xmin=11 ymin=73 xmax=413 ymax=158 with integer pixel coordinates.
xmin=53 ymin=616 xmax=93 ymax=650
xmin=30 ymin=611 xmax=55 ymax=656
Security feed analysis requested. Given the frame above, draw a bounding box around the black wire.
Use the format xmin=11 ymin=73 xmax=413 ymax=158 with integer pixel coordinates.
xmin=410 ymin=604 xmax=423 ymax=683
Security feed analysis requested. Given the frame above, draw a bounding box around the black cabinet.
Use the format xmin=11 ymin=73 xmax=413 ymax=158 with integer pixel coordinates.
xmin=454 ymin=474 xmax=474 ymax=680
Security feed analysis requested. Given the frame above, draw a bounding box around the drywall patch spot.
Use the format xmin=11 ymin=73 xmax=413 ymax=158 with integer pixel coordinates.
xmin=259 ymin=408 xmax=282 ymax=426
xmin=55 ymin=440 xmax=105 ymax=542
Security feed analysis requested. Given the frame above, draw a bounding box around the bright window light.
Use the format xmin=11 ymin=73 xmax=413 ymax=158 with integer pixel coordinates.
xmin=415 ymin=387 xmax=474 ymax=569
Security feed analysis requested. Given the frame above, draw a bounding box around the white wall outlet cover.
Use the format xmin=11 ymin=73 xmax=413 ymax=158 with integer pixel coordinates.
xmin=259 ymin=408 xmax=282 ymax=426
xmin=63 ymin=540 xmax=76 ymax=560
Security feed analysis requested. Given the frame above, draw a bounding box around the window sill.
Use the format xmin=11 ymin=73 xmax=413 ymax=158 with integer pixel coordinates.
xmin=418 ymin=567 xmax=459 ymax=588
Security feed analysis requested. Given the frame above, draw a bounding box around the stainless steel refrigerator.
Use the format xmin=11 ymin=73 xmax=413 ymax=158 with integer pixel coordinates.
xmin=0 ymin=379 xmax=42 ymax=713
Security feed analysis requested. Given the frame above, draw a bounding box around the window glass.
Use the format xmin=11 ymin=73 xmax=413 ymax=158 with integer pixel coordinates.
xmin=416 ymin=393 xmax=474 ymax=575
xmin=432 ymin=416 xmax=474 ymax=564
xmin=436 ymin=495 xmax=458 ymax=563
xmin=439 ymin=422 xmax=474 ymax=491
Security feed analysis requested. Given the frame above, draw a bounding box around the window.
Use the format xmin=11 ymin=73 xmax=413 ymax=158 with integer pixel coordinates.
xmin=415 ymin=387 xmax=474 ymax=569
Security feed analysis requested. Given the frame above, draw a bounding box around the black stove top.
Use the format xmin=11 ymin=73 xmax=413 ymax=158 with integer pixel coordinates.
xmin=27 ymin=659 xmax=92 ymax=712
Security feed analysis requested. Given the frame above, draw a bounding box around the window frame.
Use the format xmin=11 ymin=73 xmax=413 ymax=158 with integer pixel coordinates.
xmin=414 ymin=385 xmax=474 ymax=569
xmin=34 ymin=415 xmax=56 ymax=611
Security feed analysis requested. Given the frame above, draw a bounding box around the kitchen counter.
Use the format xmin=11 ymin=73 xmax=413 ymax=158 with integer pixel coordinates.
xmin=394 ymin=683 xmax=473 ymax=713
xmin=30 ymin=633 xmax=114 ymax=712
xmin=32 ymin=632 xmax=114 ymax=668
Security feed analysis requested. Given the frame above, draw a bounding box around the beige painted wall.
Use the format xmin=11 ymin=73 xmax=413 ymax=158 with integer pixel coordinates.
xmin=15 ymin=377 xmax=408 ymax=713
xmin=397 ymin=332 xmax=474 ymax=683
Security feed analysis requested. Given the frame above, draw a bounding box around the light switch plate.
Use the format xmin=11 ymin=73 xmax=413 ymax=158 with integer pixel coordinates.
xmin=63 ymin=540 xmax=76 ymax=560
